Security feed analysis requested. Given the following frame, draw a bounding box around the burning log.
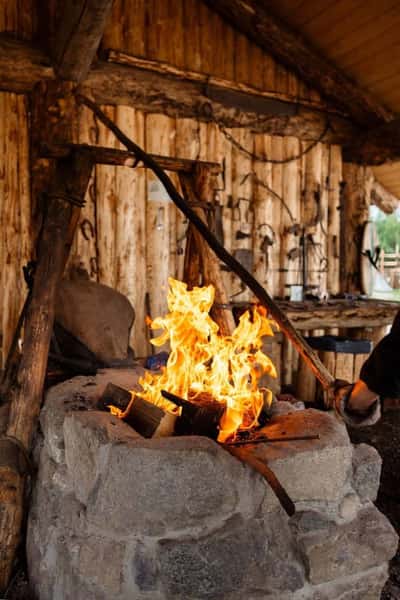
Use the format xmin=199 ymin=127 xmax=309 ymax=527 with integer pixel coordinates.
xmin=161 ymin=389 xmax=226 ymax=440
xmin=98 ymin=383 xmax=176 ymax=438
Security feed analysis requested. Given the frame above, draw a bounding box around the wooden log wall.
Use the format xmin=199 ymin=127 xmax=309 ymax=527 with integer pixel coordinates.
xmin=0 ymin=0 xmax=345 ymax=391
xmin=0 ymin=92 xmax=31 ymax=370
xmin=101 ymin=0 xmax=321 ymax=105
xmin=67 ymin=106 xmax=343 ymax=363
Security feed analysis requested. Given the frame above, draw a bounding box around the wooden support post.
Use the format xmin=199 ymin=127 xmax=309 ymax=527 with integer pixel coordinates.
xmin=0 ymin=150 xmax=94 ymax=592
xmin=340 ymin=164 xmax=373 ymax=294
xmin=180 ymin=165 xmax=235 ymax=336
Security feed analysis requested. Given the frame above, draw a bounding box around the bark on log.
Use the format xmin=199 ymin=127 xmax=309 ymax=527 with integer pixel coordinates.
xmin=0 ymin=151 xmax=94 ymax=592
xmin=78 ymin=94 xmax=335 ymax=390
xmin=83 ymin=62 xmax=355 ymax=144
xmin=0 ymin=35 xmax=356 ymax=146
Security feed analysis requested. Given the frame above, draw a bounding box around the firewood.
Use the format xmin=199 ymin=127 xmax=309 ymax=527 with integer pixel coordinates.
xmin=161 ymin=390 xmax=225 ymax=440
xmin=98 ymin=383 xmax=176 ymax=438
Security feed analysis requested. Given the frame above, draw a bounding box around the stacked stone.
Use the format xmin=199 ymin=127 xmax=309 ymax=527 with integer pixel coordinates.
xmin=27 ymin=369 xmax=398 ymax=600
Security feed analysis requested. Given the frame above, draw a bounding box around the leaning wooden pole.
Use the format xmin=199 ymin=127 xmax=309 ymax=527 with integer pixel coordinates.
xmin=0 ymin=151 xmax=94 ymax=592
xmin=77 ymin=94 xmax=334 ymax=390
xmin=179 ymin=166 xmax=236 ymax=336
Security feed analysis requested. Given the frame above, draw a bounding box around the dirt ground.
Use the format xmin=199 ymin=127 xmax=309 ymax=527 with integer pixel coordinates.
xmin=349 ymin=408 xmax=400 ymax=600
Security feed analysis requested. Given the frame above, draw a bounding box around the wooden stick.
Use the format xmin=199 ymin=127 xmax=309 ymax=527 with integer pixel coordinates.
xmin=77 ymin=94 xmax=334 ymax=390
xmin=0 ymin=151 xmax=94 ymax=592
xmin=179 ymin=168 xmax=235 ymax=336
xmin=40 ymin=142 xmax=221 ymax=175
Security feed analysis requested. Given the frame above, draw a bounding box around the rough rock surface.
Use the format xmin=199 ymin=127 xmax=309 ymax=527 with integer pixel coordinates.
xmin=27 ymin=369 xmax=398 ymax=600
xmin=55 ymin=278 xmax=135 ymax=363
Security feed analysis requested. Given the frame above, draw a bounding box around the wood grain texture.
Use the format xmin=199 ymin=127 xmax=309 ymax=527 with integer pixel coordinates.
xmin=52 ymin=0 xmax=113 ymax=82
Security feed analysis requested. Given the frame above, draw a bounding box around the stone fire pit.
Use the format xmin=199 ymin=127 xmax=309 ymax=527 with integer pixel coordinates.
xmin=28 ymin=368 xmax=398 ymax=600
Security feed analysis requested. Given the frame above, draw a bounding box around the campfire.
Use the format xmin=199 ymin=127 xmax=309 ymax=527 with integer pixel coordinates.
xmin=107 ymin=278 xmax=277 ymax=443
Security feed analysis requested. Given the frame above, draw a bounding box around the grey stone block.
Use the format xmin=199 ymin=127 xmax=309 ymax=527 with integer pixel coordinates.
xmin=352 ymin=443 xmax=382 ymax=503
xmin=76 ymin=536 xmax=125 ymax=596
xmin=86 ymin=435 xmax=265 ymax=537
xmin=253 ymin=409 xmax=353 ymax=505
xmin=64 ymin=410 xmax=139 ymax=504
xmin=294 ymin=504 xmax=398 ymax=584
xmin=157 ymin=514 xmax=304 ymax=599
xmin=40 ymin=368 xmax=145 ymax=463
xmin=309 ymin=564 xmax=389 ymax=600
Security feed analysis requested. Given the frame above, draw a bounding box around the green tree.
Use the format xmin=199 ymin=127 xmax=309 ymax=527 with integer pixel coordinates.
xmin=375 ymin=213 xmax=400 ymax=253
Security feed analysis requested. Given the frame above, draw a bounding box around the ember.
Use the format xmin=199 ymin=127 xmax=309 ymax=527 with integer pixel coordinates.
xmin=133 ymin=278 xmax=277 ymax=442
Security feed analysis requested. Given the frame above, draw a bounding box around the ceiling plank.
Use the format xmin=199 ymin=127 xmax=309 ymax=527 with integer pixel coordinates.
xmin=52 ymin=0 xmax=114 ymax=82
xmin=202 ymin=0 xmax=393 ymax=127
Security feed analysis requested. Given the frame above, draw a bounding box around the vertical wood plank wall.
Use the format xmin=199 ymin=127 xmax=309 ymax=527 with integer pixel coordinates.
xmin=0 ymin=93 xmax=32 ymax=368
xmin=0 ymin=0 xmax=344 ymax=383
xmin=69 ymin=108 xmax=343 ymax=358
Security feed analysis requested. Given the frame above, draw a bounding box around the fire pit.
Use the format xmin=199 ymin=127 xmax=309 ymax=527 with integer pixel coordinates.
xmin=27 ymin=367 xmax=398 ymax=600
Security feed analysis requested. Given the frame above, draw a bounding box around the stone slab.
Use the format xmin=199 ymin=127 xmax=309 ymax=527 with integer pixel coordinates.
xmin=250 ymin=409 xmax=353 ymax=505
xmin=293 ymin=504 xmax=398 ymax=584
xmin=352 ymin=442 xmax=382 ymax=503
xmin=86 ymin=435 xmax=266 ymax=537
xmin=40 ymin=368 xmax=145 ymax=463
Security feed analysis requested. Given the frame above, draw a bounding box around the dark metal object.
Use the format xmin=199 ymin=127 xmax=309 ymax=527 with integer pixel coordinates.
xmin=224 ymin=433 xmax=320 ymax=446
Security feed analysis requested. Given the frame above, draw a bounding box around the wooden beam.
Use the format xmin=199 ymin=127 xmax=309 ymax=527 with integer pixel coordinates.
xmin=83 ymin=61 xmax=356 ymax=144
xmin=0 ymin=36 xmax=54 ymax=93
xmin=343 ymin=118 xmax=400 ymax=165
xmin=52 ymin=0 xmax=114 ymax=82
xmin=105 ymin=49 xmax=347 ymax=117
xmin=371 ymin=179 xmax=400 ymax=214
xmin=0 ymin=150 xmax=94 ymax=592
xmin=40 ymin=142 xmax=221 ymax=174
xmin=202 ymin=0 xmax=392 ymax=128
xmin=0 ymin=35 xmax=356 ymax=146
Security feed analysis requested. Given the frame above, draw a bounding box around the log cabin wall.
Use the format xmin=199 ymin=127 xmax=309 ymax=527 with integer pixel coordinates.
xmin=0 ymin=0 xmax=346 ymax=390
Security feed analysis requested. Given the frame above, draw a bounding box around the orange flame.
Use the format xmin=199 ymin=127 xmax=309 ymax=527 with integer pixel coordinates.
xmin=136 ymin=278 xmax=277 ymax=442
